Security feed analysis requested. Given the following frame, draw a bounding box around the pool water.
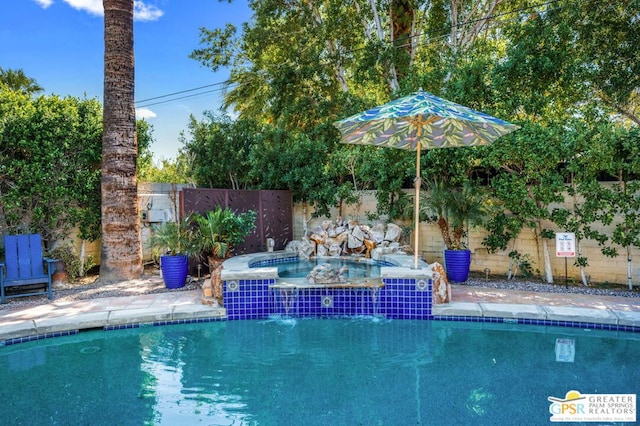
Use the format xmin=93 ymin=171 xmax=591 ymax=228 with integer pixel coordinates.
xmin=0 ymin=319 xmax=638 ymax=425
xmin=276 ymin=257 xmax=383 ymax=279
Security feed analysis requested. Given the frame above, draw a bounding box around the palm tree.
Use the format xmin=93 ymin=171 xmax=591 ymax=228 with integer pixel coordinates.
xmin=421 ymin=178 xmax=488 ymax=250
xmin=100 ymin=0 xmax=143 ymax=281
xmin=0 ymin=67 xmax=43 ymax=95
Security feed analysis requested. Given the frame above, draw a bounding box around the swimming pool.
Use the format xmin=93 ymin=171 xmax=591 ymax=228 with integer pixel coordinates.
xmin=1 ymin=319 xmax=637 ymax=425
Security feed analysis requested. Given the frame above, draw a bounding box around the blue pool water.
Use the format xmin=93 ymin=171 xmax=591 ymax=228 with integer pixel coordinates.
xmin=276 ymin=257 xmax=383 ymax=279
xmin=0 ymin=319 xmax=638 ymax=425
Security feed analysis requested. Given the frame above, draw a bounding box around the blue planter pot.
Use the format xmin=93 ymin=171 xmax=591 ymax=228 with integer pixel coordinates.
xmin=160 ymin=254 xmax=188 ymax=289
xmin=444 ymin=249 xmax=471 ymax=283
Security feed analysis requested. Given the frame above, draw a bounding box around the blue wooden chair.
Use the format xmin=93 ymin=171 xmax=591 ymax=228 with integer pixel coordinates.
xmin=0 ymin=234 xmax=58 ymax=304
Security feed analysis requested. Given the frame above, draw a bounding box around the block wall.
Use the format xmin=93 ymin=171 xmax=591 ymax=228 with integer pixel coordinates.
xmin=293 ymin=190 xmax=638 ymax=286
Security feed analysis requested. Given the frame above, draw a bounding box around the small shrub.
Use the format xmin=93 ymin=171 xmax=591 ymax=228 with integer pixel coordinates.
xmin=48 ymin=245 xmax=93 ymax=282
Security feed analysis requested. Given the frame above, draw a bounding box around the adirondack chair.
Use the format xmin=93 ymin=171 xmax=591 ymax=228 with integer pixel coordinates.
xmin=0 ymin=234 xmax=58 ymax=304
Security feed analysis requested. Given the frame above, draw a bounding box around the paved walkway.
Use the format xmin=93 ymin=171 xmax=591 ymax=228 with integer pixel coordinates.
xmin=1 ymin=284 xmax=639 ymax=342
xmin=438 ymin=285 xmax=640 ymax=329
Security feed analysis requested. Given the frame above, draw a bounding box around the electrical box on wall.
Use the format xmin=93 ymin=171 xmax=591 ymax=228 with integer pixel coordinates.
xmin=146 ymin=209 xmax=167 ymax=223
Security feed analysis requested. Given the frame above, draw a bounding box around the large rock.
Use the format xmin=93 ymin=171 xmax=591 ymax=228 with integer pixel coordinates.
xmin=335 ymin=230 xmax=350 ymax=245
xmin=371 ymin=246 xmax=395 ymax=260
xmin=364 ymin=239 xmax=377 ymax=258
xmin=287 ymin=217 xmax=407 ymax=260
xmin=370 ymin=223 xmax=386 ymax=243
xmin=307 ymin=263 xmax=348 ymax=284
xmin=347 ymin=225 xmax=366 ymax=249
xmin=431 ymin=262 xmax=451 ymax=304
xmin=285 ymin=239 xmax=315 ymax=259
xmin=316 ymin=244 xmax=328 ymax=257
xmin=384 ymin=223 xmax=403 ymax=242
xmin=328 ymin=243 xmax=342 ymax=257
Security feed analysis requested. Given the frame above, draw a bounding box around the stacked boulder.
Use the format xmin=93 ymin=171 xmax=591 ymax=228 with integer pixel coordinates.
xmin=285 ymin=217 xmax=410 ymax=260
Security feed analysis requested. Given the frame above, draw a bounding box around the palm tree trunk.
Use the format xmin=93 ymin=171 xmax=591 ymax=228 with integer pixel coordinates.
xmin=100 ymin=0 xmax=143 ymax=281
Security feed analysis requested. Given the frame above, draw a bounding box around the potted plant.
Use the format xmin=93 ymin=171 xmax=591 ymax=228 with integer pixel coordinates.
xmin=193 ymin=207 xmax=257 ymax=302
xmin=148 ymin=216 xmax=200 ymax=289
xmin=421 ymin=179 xmax=488 ymax=282
xmin=48 ymin=244 xmax=95 ymax=284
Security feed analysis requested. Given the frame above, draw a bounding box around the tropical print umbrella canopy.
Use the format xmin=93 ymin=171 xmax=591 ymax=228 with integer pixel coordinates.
xmin=334 ymin=90 xmax=520 ymax=150
xmin=333 ymin=90 xmax=520 ymax=270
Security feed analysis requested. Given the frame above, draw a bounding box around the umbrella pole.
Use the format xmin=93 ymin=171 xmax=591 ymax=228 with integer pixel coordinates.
xmin=414 ymin=143 xmax=421 ymax=269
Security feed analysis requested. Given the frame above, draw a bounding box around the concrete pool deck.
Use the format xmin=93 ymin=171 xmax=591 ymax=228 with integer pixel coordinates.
xmin=1 ymin=283 xmax=639 ymax=342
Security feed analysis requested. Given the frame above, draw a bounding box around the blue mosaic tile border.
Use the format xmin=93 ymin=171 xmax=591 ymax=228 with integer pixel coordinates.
xmin=249 ymin=257 xmax=394 ymax=269
xmin=224 ymin=278 xmax=274 ymax=320
xmin=223 ymin=277 xmax=434 ymax=320
xmin=432 ymin=315 xmax=640 ymax=333
xmin=249 ymin=256 xmax=299 ymax=268
xmin=0 ymin=329 xmax=79 ymax=347
xmin=271 ymin=287 xmax=385 ymax=318
xmin=104 ymin=316 xmax=225 ymax=331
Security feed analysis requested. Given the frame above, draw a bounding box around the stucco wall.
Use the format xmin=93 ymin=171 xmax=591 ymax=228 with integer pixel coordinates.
xmin=59 ymin=183 xmax=192 ymax=265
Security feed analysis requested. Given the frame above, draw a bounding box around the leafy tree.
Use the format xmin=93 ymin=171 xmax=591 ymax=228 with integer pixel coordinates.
xmin=179 ymin=112 xmax=258 ymax=189
xmin=0 ymin=88 xmax=102 ymax=247
xmin=136 ymin=119 xmax=154 ymax=177
xmin=247 ymin=125 xmax=338 ymax=216
xmin=578 ymin=127 xmax=640 ymax=289
xmin=183 ymin=0 xmax=640 ymax=288
xmin=481 ymin=123 xmax=570 ymax=283
xmin=561 ymin=0 xmax=640 ymax=125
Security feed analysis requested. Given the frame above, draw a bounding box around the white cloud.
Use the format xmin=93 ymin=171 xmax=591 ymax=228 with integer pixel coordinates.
xmin=37 ymin=1 xmax=163 ymax=21
xmin=33 ymin=0 xmax=54 ymax=8
xmin=133 ymin=1 xmax=164 ymax=22
xmin=63 ymin=0 xmax=103 ymax=16
xmin=136 ymin=107 xmax=157 ymax=119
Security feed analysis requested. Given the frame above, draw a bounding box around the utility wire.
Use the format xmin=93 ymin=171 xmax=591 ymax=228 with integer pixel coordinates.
xmin=136 ymin=82 xmax=235 ymax=108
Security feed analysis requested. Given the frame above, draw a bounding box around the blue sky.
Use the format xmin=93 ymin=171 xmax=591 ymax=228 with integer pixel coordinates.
xmin=1 ymin=0 xmax=251 ymax=159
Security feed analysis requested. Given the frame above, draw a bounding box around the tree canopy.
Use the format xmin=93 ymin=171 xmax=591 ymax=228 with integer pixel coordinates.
xmin=182 ymin=0 xmax=640 ymax=282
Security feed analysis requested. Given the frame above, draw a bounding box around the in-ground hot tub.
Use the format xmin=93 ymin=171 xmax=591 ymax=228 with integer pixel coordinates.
xmin=221 ymin=251 xmax=433 ymax=320
xmin=275 ymin=256 xmax=385 ymax=280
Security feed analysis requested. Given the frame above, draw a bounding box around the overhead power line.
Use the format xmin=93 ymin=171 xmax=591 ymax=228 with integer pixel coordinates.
xmin=135 ymin=80 xmax=233 ymax=108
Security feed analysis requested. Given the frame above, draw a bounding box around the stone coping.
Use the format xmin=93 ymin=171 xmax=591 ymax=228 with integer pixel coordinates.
xmin=0 ymin=308 xmax=226 ymax=343
xmin=432 ymin=301 xmax=640 ymax=328
xmin=2 ymin=295 xmax=638 ymax=345
xmin=220 ymin=250 xmax=433 ymax=281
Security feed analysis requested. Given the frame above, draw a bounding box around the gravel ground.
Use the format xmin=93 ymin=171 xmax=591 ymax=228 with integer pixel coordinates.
xmin=1 ymin=269 xmax=637 ymax=311
xmin=464 ymin=276 xmax=640 ymax=298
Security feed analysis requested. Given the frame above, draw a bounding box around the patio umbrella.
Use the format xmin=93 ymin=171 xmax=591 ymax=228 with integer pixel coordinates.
xmin=333 ymin=90 xmax=520 ymax=269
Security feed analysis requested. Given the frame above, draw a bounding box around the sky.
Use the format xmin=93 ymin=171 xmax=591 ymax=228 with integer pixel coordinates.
xmin=1 ymin=0 xmax=252 ymax=160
